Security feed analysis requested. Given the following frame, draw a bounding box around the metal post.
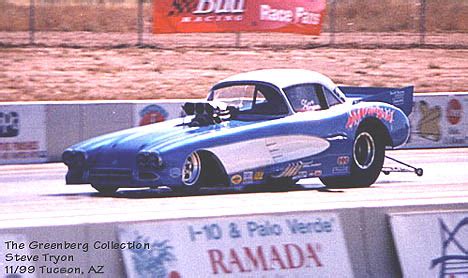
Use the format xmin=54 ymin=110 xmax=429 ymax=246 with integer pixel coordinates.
xmin=137 ymin=0 xmax=144 ymax=46
xmin=235 ymin=33 xmax=241 ymax=48
xmin=29 ymin=0 xmax=35 ymax=45
xmin=329 ymin=0 xmax=336 ymax=45
xmin=419 ymin=0 xmax=426 ymax=45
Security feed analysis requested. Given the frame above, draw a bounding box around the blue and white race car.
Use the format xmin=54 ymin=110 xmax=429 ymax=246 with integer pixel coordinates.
xmin=63 ymin=69 xmax=413 ymax=194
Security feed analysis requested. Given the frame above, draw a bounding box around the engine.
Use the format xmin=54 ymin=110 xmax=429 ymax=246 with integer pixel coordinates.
xmin=182 ymin=101 xmax=233 ymax=127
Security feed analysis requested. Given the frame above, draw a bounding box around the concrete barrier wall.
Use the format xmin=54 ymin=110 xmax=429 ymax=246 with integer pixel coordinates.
xmin=0 ymin=202 xmax=466 ymax=277
xmin=0 ymin=93 xmax=467 ymax=164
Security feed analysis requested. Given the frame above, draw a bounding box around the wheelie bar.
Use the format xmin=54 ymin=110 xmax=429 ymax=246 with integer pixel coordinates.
xmin=382 ymin=155 xmax=424 ymax=177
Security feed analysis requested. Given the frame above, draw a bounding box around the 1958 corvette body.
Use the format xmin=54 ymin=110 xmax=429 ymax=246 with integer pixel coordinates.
xmin=63 ymin=69 xmax=413 ymax=194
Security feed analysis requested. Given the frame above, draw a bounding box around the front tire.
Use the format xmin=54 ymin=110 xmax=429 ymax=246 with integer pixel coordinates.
xmin=176 ymin=152 xmax=203 ymax=194
xmin=320 ymin=127 xmax=385 ymax=188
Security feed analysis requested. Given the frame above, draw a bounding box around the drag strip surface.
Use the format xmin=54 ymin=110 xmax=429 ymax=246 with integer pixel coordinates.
xmin=1 ymin=148 xmax=467 ymax=228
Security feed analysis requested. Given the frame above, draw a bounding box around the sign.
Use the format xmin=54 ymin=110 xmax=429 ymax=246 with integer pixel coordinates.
xmin=389 ymin=211 xmax=468 ymax=277
xmin=153 ymin=0 xmax=326 ymax=35
xmin=133 ymin=102 xmax=184 ymax=126
xmin=405 ymin=94 xmax=466 ymax=148
xmin=0 ymin=105 xmax=47 ymax=164
xmin=119 ymin=212 xmax=353 ymax=277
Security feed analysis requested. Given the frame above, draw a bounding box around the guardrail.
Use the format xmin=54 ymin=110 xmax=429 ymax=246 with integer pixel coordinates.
xmin=0 ymin=93 xmax=467 ymax=165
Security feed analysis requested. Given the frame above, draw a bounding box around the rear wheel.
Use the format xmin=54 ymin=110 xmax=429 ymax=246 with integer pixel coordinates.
xmin=320 ymin=127 xmax=385 ymax=188
xmin=91 ymin=184 xmax=119 ymax=195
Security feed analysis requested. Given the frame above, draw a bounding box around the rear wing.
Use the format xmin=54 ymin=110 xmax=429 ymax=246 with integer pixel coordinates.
xmin=339 ymin=86 xmax=414 ymax=116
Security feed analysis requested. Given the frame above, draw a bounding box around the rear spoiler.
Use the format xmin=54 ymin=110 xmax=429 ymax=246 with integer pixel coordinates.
xmin=339 ymin=86 xmax=414 ymax=116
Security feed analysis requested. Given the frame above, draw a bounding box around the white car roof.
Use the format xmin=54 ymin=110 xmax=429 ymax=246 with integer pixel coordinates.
xmin=215 ymin=69 xmax=337 ymax=90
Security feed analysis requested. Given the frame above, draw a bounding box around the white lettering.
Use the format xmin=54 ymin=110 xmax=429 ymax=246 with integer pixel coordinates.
xmin=260 ymin=5 xmax=293 ymax=23
xmin=194 ymin=0 xmax=245 ymax=15
xmin=180 ymin=15 xmax=243 ymax=23
xmin=295 ymin=7 xmax=321 ymax=25
xmin=194 ymin=0 xmax=215 ymax=14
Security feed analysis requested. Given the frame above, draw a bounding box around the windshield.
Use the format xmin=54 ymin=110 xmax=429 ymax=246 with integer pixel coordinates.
xmin=210 ymin=84 xmax=289 ymax=117
xmin=212 ymin=84 xmax=257 ymax=111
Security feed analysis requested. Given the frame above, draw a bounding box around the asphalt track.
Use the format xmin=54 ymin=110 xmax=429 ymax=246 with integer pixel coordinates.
xmin=1 ymin=148 xmax=467 ymax=228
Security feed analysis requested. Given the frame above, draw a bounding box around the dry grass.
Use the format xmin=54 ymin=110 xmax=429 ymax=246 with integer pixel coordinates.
xmin=0 ymin=0 xmax=467 ymax=33
xmin=0 ymin=47 xmax=466 ymax=102
xmin=0 ymin=1 xmax=151 ymax=32
xmin=332 ymin=0 xmax=467 ymax=32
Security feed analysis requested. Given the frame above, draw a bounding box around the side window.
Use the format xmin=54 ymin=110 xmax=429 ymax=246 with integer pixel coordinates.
xmin=254 ymin=90 xmax=266 ymax=106
xmin=323 ymin=86 xmax=342 ymax=107
xmin=284 ymin=84 xmax=323 ymax=112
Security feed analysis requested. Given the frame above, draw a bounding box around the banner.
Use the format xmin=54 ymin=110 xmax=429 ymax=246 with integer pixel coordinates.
xmin=389 ymin=211 xmax=468 ymax=277
xmin=119 ymin=212 xmax=353 ymax=277
xmin=153 ymin=0 xmax=326 ymax=35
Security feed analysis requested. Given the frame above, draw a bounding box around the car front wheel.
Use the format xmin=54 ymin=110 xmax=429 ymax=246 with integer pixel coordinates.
xmin=175 ymin=152 xmax=202 ymax=194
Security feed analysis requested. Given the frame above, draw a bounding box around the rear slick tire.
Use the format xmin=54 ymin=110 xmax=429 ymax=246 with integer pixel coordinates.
xmin=320 ymin=127 xmax=385 ymax=188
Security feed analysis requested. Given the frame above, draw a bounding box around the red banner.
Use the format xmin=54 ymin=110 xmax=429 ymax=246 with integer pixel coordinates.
xmin=153 ymin=0 xmax=326 ymax=35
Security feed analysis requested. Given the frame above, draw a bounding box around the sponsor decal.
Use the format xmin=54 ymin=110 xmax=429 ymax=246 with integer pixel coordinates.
xmin=243 ymin=171 xmax=253 ymax=184
xmin=337 ymin=156 xmax=350 ymax=166
xmin=345 ymin=107 xmax=395 ymax=129
xmin=299 ymin=99 xmax=320 ymax=112
xmin=302 ymin=160 xmax=321 ymax=169
xmin=446 ymin=99 xmax=462 ymax=125
xmin=139 ymin=104 xmax=169 ymax=126
xmin=272 ymin=162 xmax=303 ymax=178
xmin=170 ymin=168 xmax=182 ymax=178
xmin=253 ymin=171 xmax=264 ymax=181
xmin=416 ymin=101 xmax=442 ymax=142
xmin=308 ymin=170 xmax=322 ymax=177
xmin=390 ymin=90 xmax=405 ymax=106
xmin=231 ymin=174 xmax=243 ymax=185
xmin=293 ymin=171 xmax=308 ymax=179
xmin=332 ymin=166 xmax=348 ymax=174
xmin=0 ymin=111 xmax=19 ymax=137
xmin=430 ymin=217 xmax=468 ymax=277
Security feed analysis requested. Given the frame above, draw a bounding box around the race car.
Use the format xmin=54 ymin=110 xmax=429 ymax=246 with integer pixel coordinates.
xmin=63 ymin=69 xmax=413 ymax=194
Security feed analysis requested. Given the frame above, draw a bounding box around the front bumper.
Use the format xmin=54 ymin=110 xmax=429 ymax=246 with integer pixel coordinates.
xmin=65 ymin=167 xmax=178 ymax=187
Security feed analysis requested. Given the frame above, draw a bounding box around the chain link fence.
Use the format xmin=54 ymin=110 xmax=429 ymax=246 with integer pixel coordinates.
xmin=0 ymin=0 xmax=466 ymax=48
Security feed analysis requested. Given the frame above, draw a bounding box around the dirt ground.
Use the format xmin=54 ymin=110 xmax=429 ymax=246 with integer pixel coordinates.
xmin=0 ymin=46 xmax=466 ymax=102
